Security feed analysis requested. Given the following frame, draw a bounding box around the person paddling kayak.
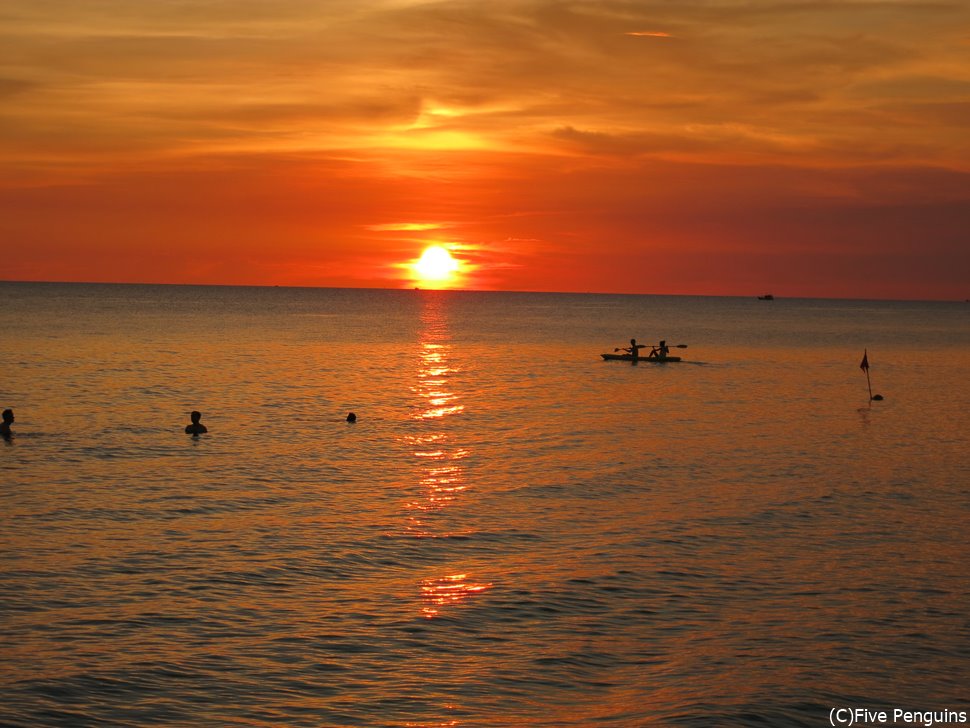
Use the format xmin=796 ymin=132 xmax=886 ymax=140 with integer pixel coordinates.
xmin=648 ymin=340 xmax=670 ymax=359
xmin=623 ymin=338 xmax=647 ymax=362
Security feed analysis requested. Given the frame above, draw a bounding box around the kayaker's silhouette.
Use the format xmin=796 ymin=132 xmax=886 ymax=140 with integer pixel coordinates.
xmin=623 ymin=338 xmax=646 ymax=362
xmin=649 ymin=340 xmax=670 ymax=359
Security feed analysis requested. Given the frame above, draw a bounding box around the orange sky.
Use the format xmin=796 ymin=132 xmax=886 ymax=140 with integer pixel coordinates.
xmin=2 ymin=0 xmax=968 ymax=299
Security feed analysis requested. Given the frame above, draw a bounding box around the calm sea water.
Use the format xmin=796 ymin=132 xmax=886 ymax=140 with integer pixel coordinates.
xmin=2 ymin=282 xmax=968 ymax=727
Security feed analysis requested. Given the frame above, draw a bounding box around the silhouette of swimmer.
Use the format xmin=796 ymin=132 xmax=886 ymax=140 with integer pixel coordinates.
xmin=185 ymin=410 xmax=208 ymax=435
xmin=346 ymin=412 xmax=357 ymax=423
xmin=1 ymin=409 xmax=13 ymax=439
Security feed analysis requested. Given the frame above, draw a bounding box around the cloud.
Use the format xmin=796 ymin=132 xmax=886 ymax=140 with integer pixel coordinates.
xmin=6 ymin=0 xmax=969 ymax=168
xmin=624 ymin=31 xmax=673 ymax=38
xmin=366 ymin=222 xmax=455 ymax=231
xmin=0 ymin=77 xmax=38 ymax=98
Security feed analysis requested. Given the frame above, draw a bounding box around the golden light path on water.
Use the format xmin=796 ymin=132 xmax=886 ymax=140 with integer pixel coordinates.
xmin=403 ymin=295 xmax=492 ymax=620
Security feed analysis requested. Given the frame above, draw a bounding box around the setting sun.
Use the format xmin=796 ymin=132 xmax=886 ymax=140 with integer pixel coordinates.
xmin=414 ymin=245 xmax=459 ymax=283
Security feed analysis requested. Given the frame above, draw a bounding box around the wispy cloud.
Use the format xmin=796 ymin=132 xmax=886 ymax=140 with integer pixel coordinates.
xmin=366 ymin=222 xmax=454 ymax=231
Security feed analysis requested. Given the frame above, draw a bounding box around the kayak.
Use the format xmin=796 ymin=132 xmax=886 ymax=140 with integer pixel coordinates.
xmin=601 ymin=354 xmax=681 ymax=362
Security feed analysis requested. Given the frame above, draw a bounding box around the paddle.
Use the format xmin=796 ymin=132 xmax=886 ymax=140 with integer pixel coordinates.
xmin=613 ymin=344 xmax=688 ymax=352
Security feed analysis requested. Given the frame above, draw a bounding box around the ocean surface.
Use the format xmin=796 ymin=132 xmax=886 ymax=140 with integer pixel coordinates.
xmin=2 ymin=282 xmax=968 ymax=727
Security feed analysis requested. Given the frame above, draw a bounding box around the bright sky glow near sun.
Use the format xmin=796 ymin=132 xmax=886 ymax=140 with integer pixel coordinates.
xmin=1 ymin=0 xmax=969 ymax=299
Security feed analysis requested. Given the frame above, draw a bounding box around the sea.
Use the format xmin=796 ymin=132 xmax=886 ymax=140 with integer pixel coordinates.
xmin=2 ymin=281 xmax=968 ymax=727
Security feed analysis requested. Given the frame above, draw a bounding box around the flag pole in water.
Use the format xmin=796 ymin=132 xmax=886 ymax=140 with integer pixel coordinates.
xmin=860 ymin=349 xmax=883 ymax=401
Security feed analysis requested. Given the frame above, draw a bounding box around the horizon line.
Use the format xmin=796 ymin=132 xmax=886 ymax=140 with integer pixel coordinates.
xmin=0 ymin=278 xmax=964 ymax=305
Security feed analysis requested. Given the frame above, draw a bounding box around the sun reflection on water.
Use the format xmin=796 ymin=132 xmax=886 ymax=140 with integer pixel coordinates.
xmin=420 ymin=574 xmax=494 ymax=619
xmin=399 ymin=294 xmax=490 ymax=619
xmin=411 ymin=341 xmax=465 ymax=420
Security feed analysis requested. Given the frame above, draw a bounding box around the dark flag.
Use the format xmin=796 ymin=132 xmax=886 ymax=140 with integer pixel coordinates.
xmin=860 ymin=348 xmax=881 ymax=400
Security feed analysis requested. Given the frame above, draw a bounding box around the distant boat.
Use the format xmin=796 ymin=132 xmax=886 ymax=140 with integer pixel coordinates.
xmin=758 ymin=294 xmax=774 ymax=300
xmin=601 ymin=353 xmax=682 ymax=362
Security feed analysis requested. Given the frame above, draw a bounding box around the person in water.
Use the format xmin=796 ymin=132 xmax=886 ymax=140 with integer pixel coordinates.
xmin=346 ymin=412 xmax=357 ymax=423
xmin=185 ymin=410 xmax=208 ymax=435
xmin=649 ymin=340 xmax=671 ymax=359
xmin=1 ymin=409 xmax=14 ymax=440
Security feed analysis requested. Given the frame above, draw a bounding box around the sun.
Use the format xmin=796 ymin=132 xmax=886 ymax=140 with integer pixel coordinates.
xmin=414 ymin=245 xmax=459 ymax=282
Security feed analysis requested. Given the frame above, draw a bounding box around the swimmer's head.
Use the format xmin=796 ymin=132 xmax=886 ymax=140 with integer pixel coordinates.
xmin=1 ymin=409 xmax=12 ymax=423
xmin=190 ymin=411 xmax=202 ymax=424
xmin=346 ymin=412 xmax=357 ymax=423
